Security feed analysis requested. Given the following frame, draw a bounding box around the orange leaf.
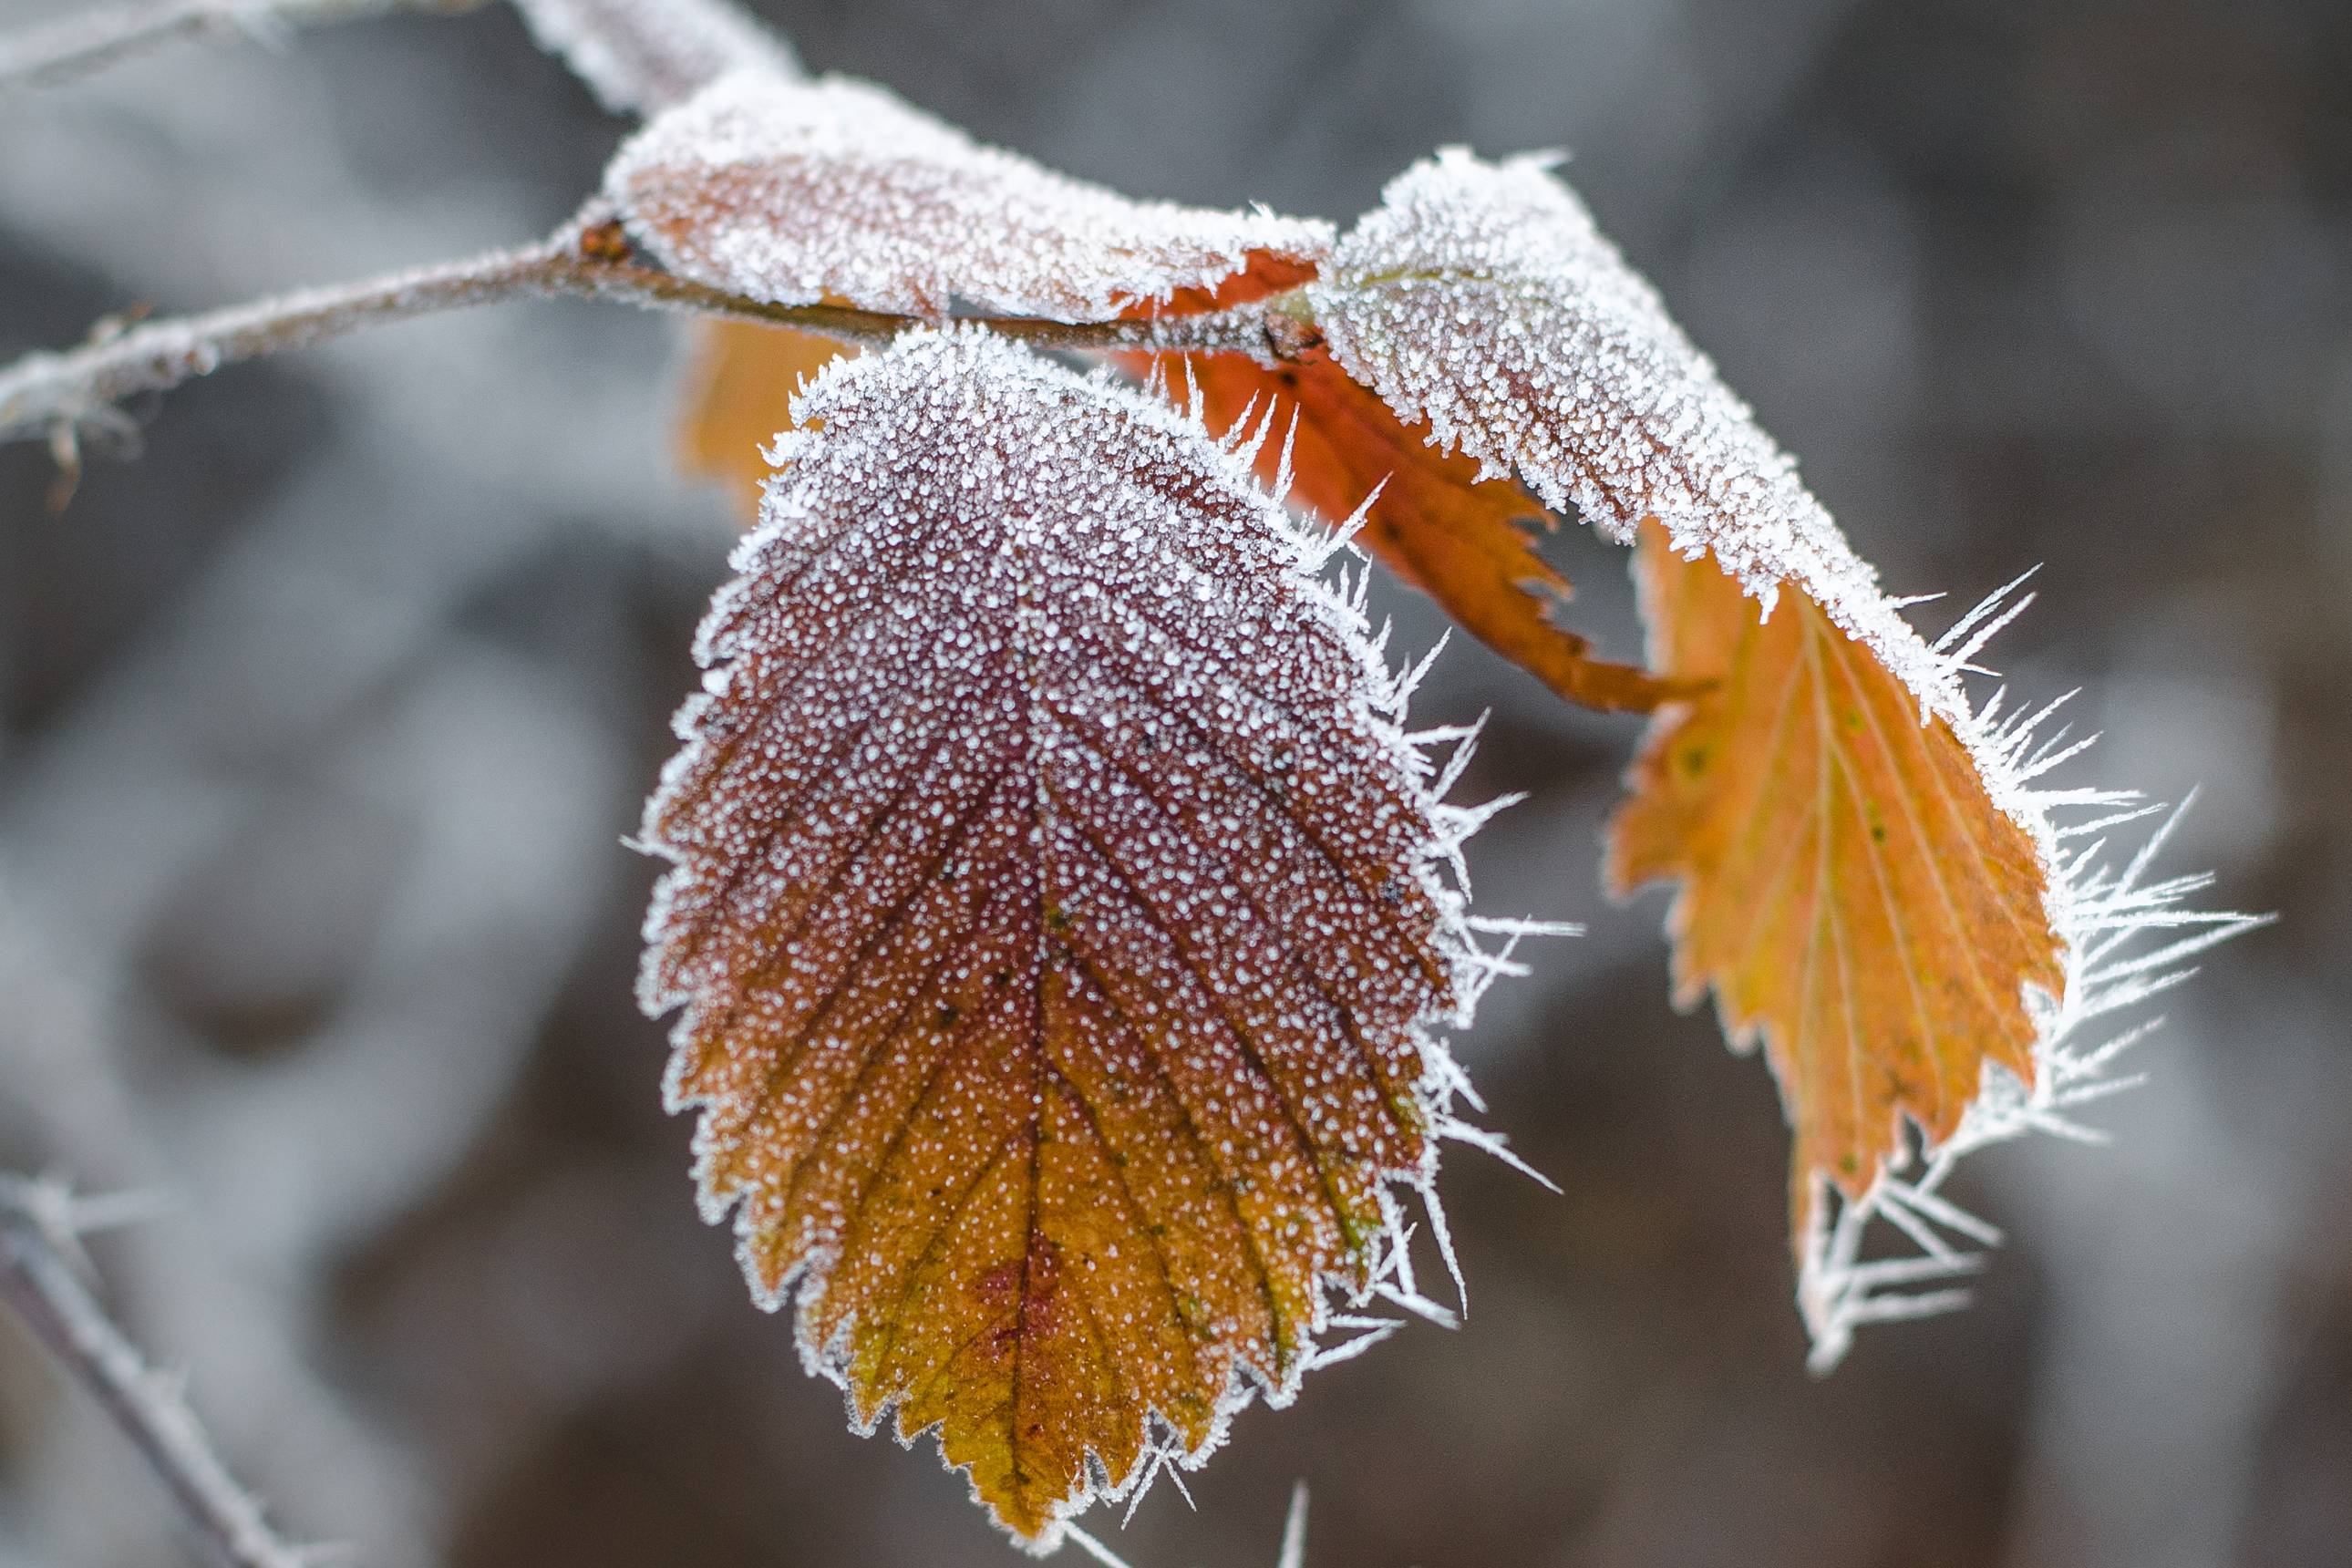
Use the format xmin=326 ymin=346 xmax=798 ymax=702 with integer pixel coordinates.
xmin=675 ymin=319 xmax=851 ymax=520
xmin=639 ymin=329 xmax=1482 ymax=1545
xmin=1139 ymin=350 xmax=1673 ymax=713
xmin=1607 ymin=524 xmax=2064 ymax=1239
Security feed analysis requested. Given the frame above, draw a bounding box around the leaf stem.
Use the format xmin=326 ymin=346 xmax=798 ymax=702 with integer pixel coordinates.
xmin=0 ymin=1175 xmax=311 ymax=1568
xmin=0 ymin=0 xmax=484 ymax=94
xmin=0 ymin=218 xmax=1312 ymax=449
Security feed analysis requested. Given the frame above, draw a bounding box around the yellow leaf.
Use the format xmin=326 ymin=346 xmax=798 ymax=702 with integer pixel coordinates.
xmin=640 ymin=330 xmax=1480 ymax=1545
xmin=1607 ymin=523 xmax=2064 ymax=1240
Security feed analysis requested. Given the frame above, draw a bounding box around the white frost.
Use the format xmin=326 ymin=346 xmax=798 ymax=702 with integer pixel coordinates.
xmin=606 ymin=68 xmax=1333 ymax=319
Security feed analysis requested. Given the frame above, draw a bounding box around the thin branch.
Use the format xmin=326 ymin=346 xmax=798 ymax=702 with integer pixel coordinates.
xmin=0 ymin=0 xmax=484 ymax=94
xmin=0 ymin=219 xmax=1315 ymax=449
xmin=0 ymin=1175 xmax=311 ymax=1568
xmin=507 ymin=0 xmax=801 ymax=115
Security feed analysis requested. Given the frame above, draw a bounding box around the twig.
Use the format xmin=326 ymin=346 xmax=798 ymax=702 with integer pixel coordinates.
xmin=0 ymin=217 xmax=1314 ymax=449
xmin=1274 ymin=1481 xmax=1309 ymax=1568
xmin=1064 ymin=1482 xmax=1311 ymax=1568
xmin=506 ymin=0 xmax=800 ymax=114
xmin=0 ymin=0 xmax=484 ymax=94
xmin=0 ymin=1175 xmax=311 ymax=1568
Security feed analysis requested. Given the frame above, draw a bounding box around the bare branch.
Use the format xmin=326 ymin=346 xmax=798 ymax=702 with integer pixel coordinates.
xmin=0 ymin=218 xmax=1314 ymax=450
xmin=508 ymin=0 xmax=800 ymax=114
xmin=0 ymin=0 xmax=484 ymax=95
xmin=0 ymin=236 xmax=579 ymax=448
xmin=0 ymin=1175 xmax=312 ymax=1568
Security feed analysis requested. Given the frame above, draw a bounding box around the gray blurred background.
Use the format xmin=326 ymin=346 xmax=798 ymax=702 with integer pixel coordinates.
xmin=0 ymin=1 xmax=2340 ymax=1564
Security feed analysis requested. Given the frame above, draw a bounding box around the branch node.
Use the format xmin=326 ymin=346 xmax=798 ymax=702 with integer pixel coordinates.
xmin=577 ymin=216 xmax=635 ymax=264
xmin=1262 ymin=309 xmax=1326 ymax=363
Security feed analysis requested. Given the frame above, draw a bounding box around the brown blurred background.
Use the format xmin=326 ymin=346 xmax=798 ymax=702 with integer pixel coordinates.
xmin=0 ymin=1 xmax=2342 ymax=1564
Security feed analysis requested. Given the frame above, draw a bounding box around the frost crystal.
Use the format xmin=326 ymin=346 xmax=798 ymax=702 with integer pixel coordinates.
xmin=636 ymin=326 xmax=1527 ymax=1543
xmin=1312 ymin=150 xmax=2255 ymax=1365
xmin=511 ymin=0 xmax=801 ymax=116
xmin=607 ymin=69 xmax=1333 ymax=320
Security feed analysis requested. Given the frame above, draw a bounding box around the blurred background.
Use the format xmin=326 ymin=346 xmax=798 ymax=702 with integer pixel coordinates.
xmin=0 ymin=0 xmax=2341 ymax=1564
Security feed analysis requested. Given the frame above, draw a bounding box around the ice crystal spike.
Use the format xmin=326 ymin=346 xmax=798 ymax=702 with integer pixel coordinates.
xmin=635 ymin=326 xmax=1515 ymax=1545
xmin=609 ymin=69 xmax=1334 ymax=321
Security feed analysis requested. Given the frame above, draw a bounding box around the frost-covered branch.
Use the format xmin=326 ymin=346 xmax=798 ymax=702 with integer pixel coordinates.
xmin=0 ymin=0 xmax=481 ymax=94
xmin=0 ymin=221 xmax=1308 ymax=450
xmin=0 ymin=0 xmax=790 ymax=116
xmin=507 ymin=0 xmax=799 ymax=114
xmin=0 ymin=1176 xmax=311 ymax=1568
xmin=0 ymin=235 xmax=579 ymax=452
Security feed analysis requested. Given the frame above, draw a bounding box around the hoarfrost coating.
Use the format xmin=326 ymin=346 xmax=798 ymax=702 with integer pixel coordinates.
xmin=633 ymin=326 xmax=1533 ymax=1544
xmin=607 ymin=68 xmax=1335 ymax=321
xmin=1311 ymin=150 xmax=1939 ymax=703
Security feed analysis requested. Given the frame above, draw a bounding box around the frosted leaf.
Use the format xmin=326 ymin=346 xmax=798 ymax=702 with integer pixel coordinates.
xmin=1311 ymin=152 xmax=2257 ymax=1366
xmin=636 ymin=326 xmax=1505 ymax=1545
xmin=1308 ymin=149 xmax=1958 ymax=715
xmin=511 ymin=0 xmax=801 ymax=115
xmin=606 ymin=69 xmax=1334 ymax=320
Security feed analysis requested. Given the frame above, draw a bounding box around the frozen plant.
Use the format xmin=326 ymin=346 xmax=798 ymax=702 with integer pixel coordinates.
xmin=0 ymin=0 xmax=2259 ymax=1561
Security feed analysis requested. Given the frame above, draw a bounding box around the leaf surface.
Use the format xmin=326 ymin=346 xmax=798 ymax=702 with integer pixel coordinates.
xmin=638 ymin=328 xmax=1478 ymax=1545
xmin=1138 ymin=350 xmax=1673 ymax=712
xmin=609 ymin=69 xmax=1332 ymax=320
xmin=1608 ymin=525 xmax=2064 ymax=1233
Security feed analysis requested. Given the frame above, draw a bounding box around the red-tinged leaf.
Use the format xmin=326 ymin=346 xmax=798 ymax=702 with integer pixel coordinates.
xmin=1137 ymin=348 xmax=1675 ymax=712
xmin=1607 ymin=524 xmax=2063 ymax=1245
xmin=607 ymin=68 xmax=1332 ymax=320
xmin=637 ymin=327 xmax=1491 ymax=1546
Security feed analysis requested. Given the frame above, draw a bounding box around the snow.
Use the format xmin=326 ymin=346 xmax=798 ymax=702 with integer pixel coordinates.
xmin=606 ymin=68 xmax=1333 ymax=320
